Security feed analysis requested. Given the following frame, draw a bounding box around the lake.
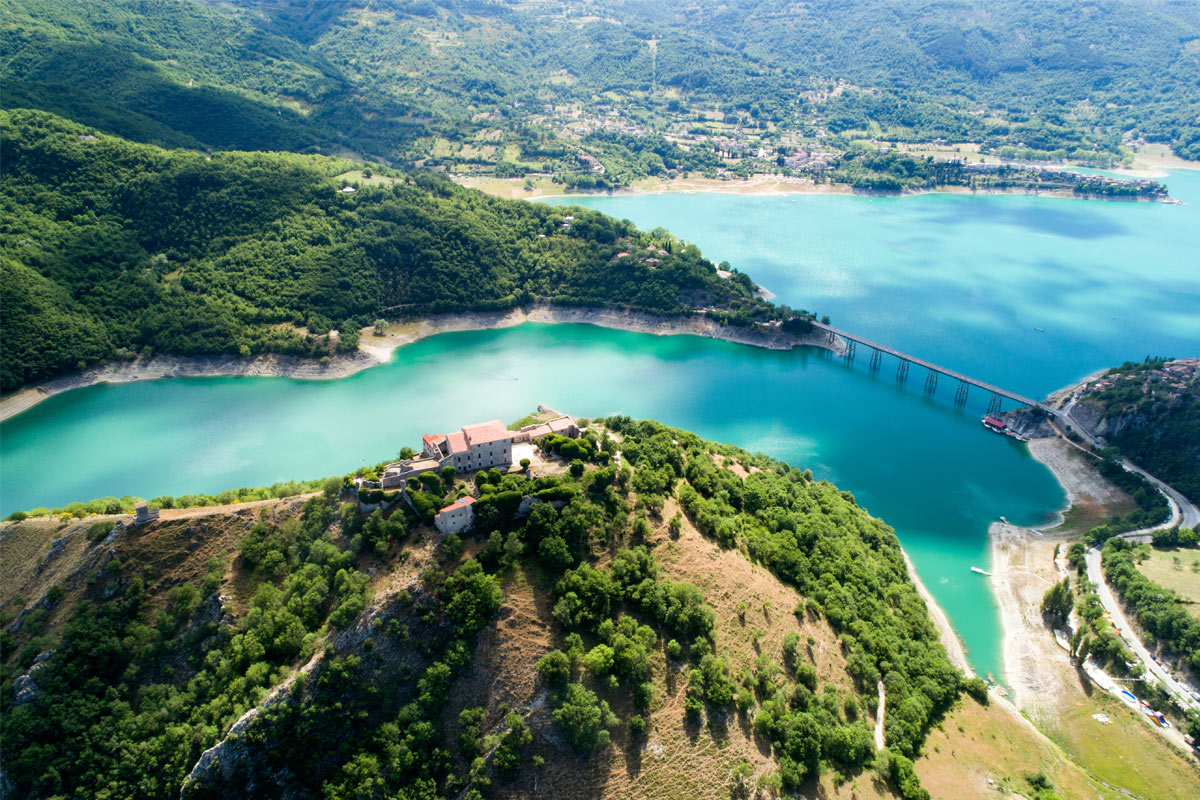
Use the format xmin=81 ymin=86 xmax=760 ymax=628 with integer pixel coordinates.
xmin=4 ymin=169 xmax=1198 ymax=685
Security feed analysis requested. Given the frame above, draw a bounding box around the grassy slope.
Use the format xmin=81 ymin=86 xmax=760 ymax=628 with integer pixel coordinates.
xmin=1137 ymin=547 xmax=1200 ymax=619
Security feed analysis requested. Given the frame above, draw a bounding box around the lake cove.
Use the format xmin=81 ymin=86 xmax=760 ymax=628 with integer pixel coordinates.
xmin=4 ymin=172 xmax=1199 ymax=686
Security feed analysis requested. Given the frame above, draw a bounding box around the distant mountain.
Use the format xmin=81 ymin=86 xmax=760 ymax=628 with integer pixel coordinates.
xmin=4 ymin=0 xmax=1198 ymax=178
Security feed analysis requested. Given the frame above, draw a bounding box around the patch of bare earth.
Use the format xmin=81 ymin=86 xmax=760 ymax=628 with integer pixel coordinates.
xmin=1026 ymin=437 xmax=1134 ymax=533
xmin=917 ymin=697 xmax=1108 ymax=799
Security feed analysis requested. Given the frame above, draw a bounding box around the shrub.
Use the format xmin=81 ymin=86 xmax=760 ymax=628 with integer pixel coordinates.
xmin=552 ymin=683 xmax=617 ymax=752
xmin=536 ymin=650 xmax=571 ymax=687
xmin=86 ymin=521 xmax=116 ymax=543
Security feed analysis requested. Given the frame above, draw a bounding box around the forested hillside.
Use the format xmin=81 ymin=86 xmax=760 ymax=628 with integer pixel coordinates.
xmin=3 ymin=418 xmax=1086 ymax=800
xmin=4 ymin=0 xmax=1197 ymax=191
xmin=1073 ymin=358 xmax=1200 ymax=502
xmin=622 ymin=0 xmax=1200 ymax=159
xmin=0 ymin=109 xmax=770 ymax=392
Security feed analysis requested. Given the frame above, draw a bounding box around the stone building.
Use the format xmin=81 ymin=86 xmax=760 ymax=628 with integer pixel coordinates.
xmin=434 ymin=496 xmax=476 ymax=535
xmin=380 ymin=415 xmax=581 ymax=489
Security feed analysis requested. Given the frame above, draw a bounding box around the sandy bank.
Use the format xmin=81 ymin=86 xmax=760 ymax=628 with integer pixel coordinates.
xmin=902 ymin=551 xmax=974 ymax=678
xmin=0 ymin=306 xmax=841 ymax=423
xmin=989 ymin=522 xmax=1076 ymax=723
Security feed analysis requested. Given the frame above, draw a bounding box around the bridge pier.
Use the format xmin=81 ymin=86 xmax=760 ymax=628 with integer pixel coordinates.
xmin=811 ymin=323 xmax=1040 ymax=412
xmin=954 ymin=380 xmax=970 ymax=407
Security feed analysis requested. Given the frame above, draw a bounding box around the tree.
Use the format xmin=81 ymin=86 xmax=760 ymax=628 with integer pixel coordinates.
xmin=536 ymin=649 xmax=571 ymax=687
xmin=1040 ymin=579 xmax=1073 ymax=626
xmin=552 ymin=683 xmax=617 ymax=752
xmin=494 ymin=713 xmax=531 ymax=773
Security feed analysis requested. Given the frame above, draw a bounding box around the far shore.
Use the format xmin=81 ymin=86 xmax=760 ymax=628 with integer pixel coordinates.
xmin=0 ymin=305 xmax=841 ymax=423
xmin=456 ymin=171 xmax=1179 ymax=204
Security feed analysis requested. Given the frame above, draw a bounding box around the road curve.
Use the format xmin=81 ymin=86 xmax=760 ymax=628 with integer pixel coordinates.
xmin=1085 ymin=547 xmax=1199 ymax=714
xmin=1050 ymin=406 xmax=1199 ymax=534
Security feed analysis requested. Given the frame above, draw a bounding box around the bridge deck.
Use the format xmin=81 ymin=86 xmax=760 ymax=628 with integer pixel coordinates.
xmin=812 ymin=322 xmax=1041 ymax=408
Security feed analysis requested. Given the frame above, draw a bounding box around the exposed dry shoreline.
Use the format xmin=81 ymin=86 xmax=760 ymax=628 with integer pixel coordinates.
xmin=902 ymin=551 xmax=973 ymax=677
xmin=461 ymin=172 xmax=1172 ymax=203
xmin=0 ymin=305 xmax=841 ymax=422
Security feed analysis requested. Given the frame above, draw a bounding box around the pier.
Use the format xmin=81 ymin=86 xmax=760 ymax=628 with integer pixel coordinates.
xmin=813 ymin=322 xmax=1043 ymax=412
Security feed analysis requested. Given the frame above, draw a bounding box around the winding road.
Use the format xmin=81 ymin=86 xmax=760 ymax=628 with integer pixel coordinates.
xmin=1085 ymin=547 xmax=1200 ymax=715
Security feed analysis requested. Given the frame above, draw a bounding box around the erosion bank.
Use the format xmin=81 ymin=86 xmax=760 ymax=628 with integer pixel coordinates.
xmin=0 ymin=306 xmax=840 ymax=422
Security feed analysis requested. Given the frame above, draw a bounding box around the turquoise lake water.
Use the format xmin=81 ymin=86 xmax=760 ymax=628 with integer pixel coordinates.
xmin=3 ymin=170 xmax=1198 ymax=684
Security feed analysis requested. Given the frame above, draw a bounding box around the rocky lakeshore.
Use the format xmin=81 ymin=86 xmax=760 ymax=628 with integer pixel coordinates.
xmin=0 ymin=305 xmax=842 ymax=422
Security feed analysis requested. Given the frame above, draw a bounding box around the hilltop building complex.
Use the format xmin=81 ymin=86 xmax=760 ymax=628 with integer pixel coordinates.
xmin=380 ymin=415 xmax=580 ymax=489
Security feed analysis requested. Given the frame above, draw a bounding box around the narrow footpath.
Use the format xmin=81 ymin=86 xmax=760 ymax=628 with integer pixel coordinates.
xmin=874 ymin=680 xmax=886 ymax=751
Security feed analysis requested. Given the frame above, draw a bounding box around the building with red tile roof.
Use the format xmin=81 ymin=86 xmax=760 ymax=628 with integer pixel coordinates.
xmin=435 ymin=496 xmax=476 ymax=534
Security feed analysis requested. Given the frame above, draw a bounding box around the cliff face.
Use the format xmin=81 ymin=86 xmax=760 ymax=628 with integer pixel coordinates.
xmin=1070 ymin=400 xmax=1151 ymax=443
xmin=994 ymin=407 xmax=1057 ymax=439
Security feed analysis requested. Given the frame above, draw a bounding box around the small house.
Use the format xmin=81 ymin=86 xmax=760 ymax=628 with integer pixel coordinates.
xmin=435 ymin=497 xmax=476 ymax=535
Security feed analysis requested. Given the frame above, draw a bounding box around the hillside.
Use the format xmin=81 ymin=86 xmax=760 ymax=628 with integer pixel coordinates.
xmin=4 ymin=0 xmax=1196 ymax=191
xmin=0 ymin=109 xmax=777 ymax=393
xmin=0 ymin=418 xmax=1106 ymax=800
xmin=1069 ymin=358 xmax=1200 ymax=503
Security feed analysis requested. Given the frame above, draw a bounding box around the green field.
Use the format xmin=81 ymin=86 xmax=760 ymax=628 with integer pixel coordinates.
xmin=1138 ymin=547 xmax=1200 ymax=618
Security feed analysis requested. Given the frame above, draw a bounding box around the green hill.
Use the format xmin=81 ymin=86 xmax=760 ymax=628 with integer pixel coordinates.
xmin=0 ymin=109 xmax=772 ymax=392
xmin=1 ymin=417 xmax=1105 ymax=800
xmin=5 ymin=0 xmax=1198 ymax=185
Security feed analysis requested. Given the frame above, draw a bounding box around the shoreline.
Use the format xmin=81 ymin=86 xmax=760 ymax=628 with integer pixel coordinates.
xmin=0 ymin=305 xmax=841 ymax=423
xmin=902 ymin=550 xmax=974 ymax=678
xmin=459 ymin=172 xmax=1176 ymax=203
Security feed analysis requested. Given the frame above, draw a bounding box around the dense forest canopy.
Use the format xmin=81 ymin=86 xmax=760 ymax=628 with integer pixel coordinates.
xmin=0 ymin=109 xmax=768 ymax=392
xmin=3 ymin=0 xmax=1198 ymax=179
xmin=1 ymin=418 xmax=973 ymax=799
xmin=1082 ymin=358 xmax=1200 ymax=502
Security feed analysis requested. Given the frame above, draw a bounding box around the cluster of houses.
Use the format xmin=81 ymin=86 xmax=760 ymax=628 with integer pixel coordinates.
xmin=1083 ymin=359 xmax=1200 ymax=403
xmin=373 ymin=415 xmax=581 ymax=534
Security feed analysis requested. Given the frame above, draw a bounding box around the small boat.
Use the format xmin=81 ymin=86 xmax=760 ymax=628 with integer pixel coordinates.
xmin=971 ymin=566 xmax=992 ymax=576
xmin=999 ymin=515 xmax=1009 ymax=524
xmin=1034 ymin=327 xmax=1046 ymax=333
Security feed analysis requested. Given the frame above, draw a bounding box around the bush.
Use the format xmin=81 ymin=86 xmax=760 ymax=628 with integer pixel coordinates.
xmin=536 ymin=649 xmax=571 ymax=687
xmin=551 ymin=683 xmax=617 ymax=752
xmin=86 ymin=521 xmax=116 ymax=543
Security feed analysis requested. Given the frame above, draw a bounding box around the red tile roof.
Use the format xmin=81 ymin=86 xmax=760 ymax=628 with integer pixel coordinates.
xmin=446 ymin=431 xmax=468 ymax=453
xmin=436 ymin=496 xmax=476 ymax=517
xmin=462 ymin=420 xmax=514 ymax=446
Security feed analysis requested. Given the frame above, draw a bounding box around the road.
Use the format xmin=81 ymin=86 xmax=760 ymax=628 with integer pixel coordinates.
xmin=1049 ymin=400 xmax=1199 ymax=533
xmin=1085 ymin=547 xmax=1200 ymax=714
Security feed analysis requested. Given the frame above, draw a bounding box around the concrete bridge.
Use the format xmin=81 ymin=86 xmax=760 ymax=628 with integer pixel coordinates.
xmin=812 ymin=321 xmax=1044 ymax=413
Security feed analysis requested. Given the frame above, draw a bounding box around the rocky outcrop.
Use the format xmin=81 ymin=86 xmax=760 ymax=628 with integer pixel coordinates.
xmin=994 ymin=407 xmax=1057 ymax=439
xmin=1070 ymin=400 xmax=1148 ymax=443
xmin=12 ymin=651 xmax=53 ymax=706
